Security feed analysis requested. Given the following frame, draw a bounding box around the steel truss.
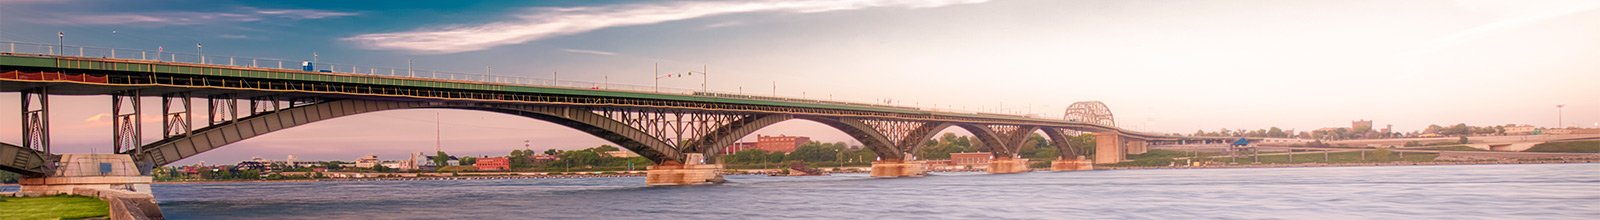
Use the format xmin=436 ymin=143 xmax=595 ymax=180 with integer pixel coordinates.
xmin=21 ymin=88 xmax=50 ymax=154
xmin=112 ymin=91 xmax=142 ymax=153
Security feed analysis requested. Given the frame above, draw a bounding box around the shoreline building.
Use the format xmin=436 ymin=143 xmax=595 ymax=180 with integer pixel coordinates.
xmin=475 ymin=157 xmax=510 ymax=171
xmin=755 ymin=135 xmax=810 ymax=154
xmin=354 ymin=154 xmax=380 ymax=169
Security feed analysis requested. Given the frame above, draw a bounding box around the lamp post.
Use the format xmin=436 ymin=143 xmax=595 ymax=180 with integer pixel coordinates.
xmin=196 ymin=42 xmax=203 ymax=64
xmin=684 ymin=65 xmax=708 ymax=93
xmin=1556 ymin=104 xmax=1564 ymax=128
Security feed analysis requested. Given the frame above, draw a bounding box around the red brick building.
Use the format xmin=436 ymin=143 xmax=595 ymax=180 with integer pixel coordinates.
xmin=755 ymin=135 xmax=810 ymax=154
xmin=950 ymin=152 xmax=992 ymax=167
xmin=474 ymin=157 xmax=510 ymax=171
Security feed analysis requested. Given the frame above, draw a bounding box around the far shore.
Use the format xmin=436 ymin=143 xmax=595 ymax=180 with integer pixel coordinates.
xmin=5 ymin=159 xmax=1594 ymax=187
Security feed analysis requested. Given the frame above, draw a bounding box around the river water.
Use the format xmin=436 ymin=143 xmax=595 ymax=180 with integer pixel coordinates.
xmin=14 ymin=163 xmax=1600 ymax=219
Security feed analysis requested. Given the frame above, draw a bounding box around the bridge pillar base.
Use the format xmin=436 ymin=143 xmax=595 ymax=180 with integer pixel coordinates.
xmin=1050 ymin=158 xmax=1094 ymax=171
xmin=17 ymin=154 xmax=154 ymax=197
xmin=869 ymin=160 xmax=927 ymax=178
xmin=645 ymin=154 xmax=723 ymax=186
xmin=987 ymin=158 xmax=1029 ymax=174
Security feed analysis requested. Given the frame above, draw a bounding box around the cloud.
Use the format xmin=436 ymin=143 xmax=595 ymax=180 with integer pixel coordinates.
xmin=1403 ymin=0 xmax=1600 ymax=57
xmin=345 ymin=0 xmax=991 ymax=54
xmin=561 ymin=48 xmax=619 ymax=56
xmin=83 ymin=113 xmax=110 ymax=123
xmin=33 ymin=7 xmax=357 ymax=26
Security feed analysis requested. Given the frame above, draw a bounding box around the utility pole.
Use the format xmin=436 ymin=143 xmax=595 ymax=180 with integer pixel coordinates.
xmin=1557 ymin=104 xmax=1565 ymax=128
xmin=654 ymin=63 xmax=659 ymax=93
xmin=702 ymin=65 xmax=708 ymax=93
xmin=196 ymin=42 xmax=203 ymax=64
xmin=57 ymin=32 xmax=64 ymax=56
xmin=435 ymin=112 xmax=441 ymax=153
xmin=407 ymin=58 xmax=414 ymax=77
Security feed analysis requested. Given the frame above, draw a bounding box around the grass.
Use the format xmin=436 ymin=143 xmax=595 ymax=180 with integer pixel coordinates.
xmin=1106 ymin=149 xmax=1437 ymax=166
xmin=1526 ymin=141 xmax=1600 ymax=153
xmin=0 ymin=195 xmax=109 ymax=220
xmin=1412 ymin=145 xmax=1487 ymax=151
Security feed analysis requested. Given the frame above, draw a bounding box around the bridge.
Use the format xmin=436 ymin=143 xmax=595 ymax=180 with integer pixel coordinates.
xmin=0 ymin=41 xmax=1197 ymax=187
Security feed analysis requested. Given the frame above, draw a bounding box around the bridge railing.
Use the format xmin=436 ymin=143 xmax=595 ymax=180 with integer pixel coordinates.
xmin=1 ymin=40 xmax=1044 ymax=118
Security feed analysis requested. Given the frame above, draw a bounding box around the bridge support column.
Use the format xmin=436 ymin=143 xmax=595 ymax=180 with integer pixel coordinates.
xmin=1094 ymin=133 xmax=1125 ymax=164
xmin=1050 ymin=156 xmax=1094 ymax=171
xmin=869 ymin=159 xmax=927 ymax=178
xmin=1127 ymin=139 xmax=1149 ymax=155
xmin=986 ymin=158 xmax=1029 ymax=174
xmin=17 ymin=154 xmax=153 ymax=196
xmin=645 ymin=153 xmax=724 ymax=186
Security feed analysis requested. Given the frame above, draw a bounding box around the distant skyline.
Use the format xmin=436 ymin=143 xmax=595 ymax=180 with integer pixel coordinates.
xmin=1 ymin=0 xmax=1596 ymax=163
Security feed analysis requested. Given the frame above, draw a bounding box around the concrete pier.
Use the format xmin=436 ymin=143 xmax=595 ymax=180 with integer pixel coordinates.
xmin=644 ymin=153 xmax=724 ymax=186
xmin=18 ymin=154 xmax=154 ymax=196
xmin=16 ymin=154 xmax=164 ymax=220
xmin=1050 ymin=157 xmax=1095 ymax=171
xmin=986 ymin=158 xmax=1029 ymax=174
xmin=869 ymin=160 xmax=927 ymax=178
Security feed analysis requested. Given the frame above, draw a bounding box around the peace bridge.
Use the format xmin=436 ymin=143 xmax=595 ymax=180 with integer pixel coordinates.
xmin=0 ymin=41 xmax=1216 ymax=191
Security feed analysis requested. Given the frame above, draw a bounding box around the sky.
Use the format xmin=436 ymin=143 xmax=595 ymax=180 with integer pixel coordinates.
xmin=0 ymin=0 xmax=1596 ymax=164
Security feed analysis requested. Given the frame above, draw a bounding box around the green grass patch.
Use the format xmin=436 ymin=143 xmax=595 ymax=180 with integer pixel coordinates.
xmin=1247 ymin=151 xmax=1436 ymax=164
xmin=0 ymin=195 xmax=109 ymax=219
xmin=1526 ymin=141 xmax=1600 ymax=153
xmin=1105 ymin=149 xmax=1437 ymax=166
xmin=1105 ymin=149 xmax=1226 ymax=167
xmin=1412 ymin=145 xmax=1486 ymax=151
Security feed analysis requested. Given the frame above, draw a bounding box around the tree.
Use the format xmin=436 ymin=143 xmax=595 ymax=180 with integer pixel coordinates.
xmin=1458 ymin=136 xmax=1469 ymax=144
xmin=460 ymin=156 xmax=477 ymax=166
xmin=509 ymin=149 xmax=534 ymax=169
xmin=434 ymin=151 xmax=450 ymax=167
xmin=594 ymin=145 xmax=620 ymax=152
xmin=790 ymin=141 xmax=841 ymax=162
xmin=544 ymin=149 xmax=559 ymax=156
xmin=0 ymin=170 xmax=17 ymax=184
xmin=765 ymin=152 xmax=786 ymax=163
xmin=1267 ymin=127 xmax=1286 ymax=138
xmin=723 ymin=149 xmax=771 ymax=164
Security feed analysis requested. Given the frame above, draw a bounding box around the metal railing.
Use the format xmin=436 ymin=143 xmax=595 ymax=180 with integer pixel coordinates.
xmin=1 ymin=40 xmax=1040 ymax=117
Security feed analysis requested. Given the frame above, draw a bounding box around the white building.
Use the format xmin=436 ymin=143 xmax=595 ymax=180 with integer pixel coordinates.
xmin=354 ymin=154 xmax=380 ymax=169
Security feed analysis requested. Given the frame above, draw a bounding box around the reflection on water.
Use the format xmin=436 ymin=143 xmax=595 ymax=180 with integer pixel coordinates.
xmin=51 ymin=164 xmax=1600 ymax=219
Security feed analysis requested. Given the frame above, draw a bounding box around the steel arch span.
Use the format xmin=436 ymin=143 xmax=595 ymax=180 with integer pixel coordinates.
xmin=1065 ymin=101 xmax=1115 ymax=128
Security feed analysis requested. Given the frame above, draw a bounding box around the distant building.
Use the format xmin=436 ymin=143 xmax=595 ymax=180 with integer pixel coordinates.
xmin=475 ymin=157 xmax=510 ymax=171
xmin=1352 ymin=120 xmax=1373 ymax=132
xmin=1547 ymin=128 xmax=1600 ymax=135
xmin=756 ymin=135 xmax=810 ymax=154
xmin=532 ymin=154 xmax=558 ymax=162
xmin=949 ymin=152 xmax=992 ymax=167
xmin=1505 ymin=125 xmax=1537 ymax=135
xmin=722 ymin=142 xmax=757 ymax=155
xmin=380 ymin=161 xmax=402 ymax=169
xmin=354 ymin=154 xmax=380 ymax=169
xmin=604 ymin=150 xmax=640 ymax=158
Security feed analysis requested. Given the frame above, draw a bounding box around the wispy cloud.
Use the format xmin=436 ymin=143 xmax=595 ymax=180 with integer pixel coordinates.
xmin=561 ymin=48 xmax=619 ymax=56
xmin=1404 ymin=0 xmax=1600 ymax=57
xmin=83 ymin=113 xmax=109 ymax=123
xmin=345 ymin=0 xmax=991 ymax=54
xmin=32 ymin=7 xmax=357 ymax=26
